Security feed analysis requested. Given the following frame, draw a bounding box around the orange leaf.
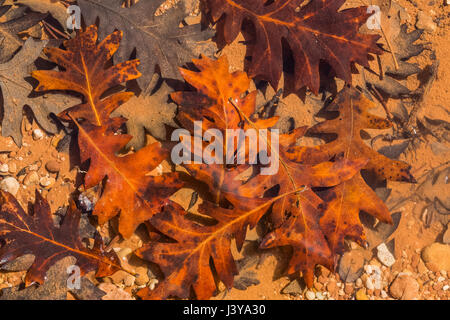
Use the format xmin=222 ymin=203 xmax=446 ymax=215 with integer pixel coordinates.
xmin=204 ymin=0 xmax=382 ymax=93
xmin=32 ymin=25 xmax=141 ymax=126
xmin=75 ymin=117 xmax=182 ymax=238
xmin=288 ymin=86 xmax=416 ymax=254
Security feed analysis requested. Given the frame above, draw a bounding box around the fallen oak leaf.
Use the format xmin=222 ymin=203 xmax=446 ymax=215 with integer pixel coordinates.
xmin=16 ymin=0 xmax=70 ymax=31
xmin=170 ymin=55 xmax=367 ymax=287
xmin=0 ymin=37 xmax=79 ymax=146
xmin=73 ymin=117 xmax=183 ymax=238
xmin=111 ymin=78 xmax=177 ymax=150
xmin=78 ymin=0 xmax=215 ymax=92
xmin=32 ymin=25 xmax=141 ymax=126
xmin=204 ymin=0 xmax=382 ymax=93
xmin=359 ymin=0 xmax=424 ymax=99
xmin=0 ymin=190 xmax=121 ymax=286
xmin=0 ymin=0 xmax=47 ymax=63
xmin=288 ymin=86 xmax=416 ymax=255
xmin=136 ymin=190 xmax=304 ymax=300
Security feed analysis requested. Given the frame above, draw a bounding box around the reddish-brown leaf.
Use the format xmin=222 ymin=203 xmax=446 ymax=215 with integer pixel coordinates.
xmin=143 ymin=56 xmax=367 ymax=295
xmin=287 ymin=86 xmax=416 ymax=255
xmin=74 ymin=117 xmax=183 ymax=238
xmin=204 ymin=0 xmax=382 ymax=93
xmin=32 ymin=25 xmax=141 ymax=126
xmin=237 ymin=129 xmax=367 ymax=286
xmin=0 ymin=190 xmax=121 ymax=286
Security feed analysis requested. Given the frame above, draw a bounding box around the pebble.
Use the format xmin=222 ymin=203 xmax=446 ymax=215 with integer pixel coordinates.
xmin=315 ymin=292 xmax=324 ymax=300
xmin=416 ymin=11 xmax=437 ymax=33
xmin=98 ymin=283 xmax=134 ymax=300
xmin=45 ymin=160 xmax=61 ymax=173
xmin=389 ymin=273 xmax=419 ymax=300
xmin=355 ymin=289 xmax=369 ymax=300
xmin=305 ymin=290 xmax=315 ymax=300
xmin=0 ymin=177 xmax=20 ymax=196
xmin=8 ymin=163 xmax=16 ymax=173
xmin=39 ymin=176 xmax=56 ymax=188
xmin=124 ymin=275 xmax=135 ymax=287
xmin=135 ymin=266 xmax=149 ymax=286
xmin=421 ymin=243 xmax=450 ymax=272
xmin=32 ymin=129 xmax=44 ymax=140
xmin=109 ymin=270 xmax=130 ymax=285
xmin=377 ymin=243 xmax=396 ymax=267
xmin=0 ymin=163 xmax=8 ymax=174
xmin=443 ymin=285 xmax=449 ymax=291
xmin=23 ymin=171 xmax=39 ymax=186
xmin=355 ymin=278 xmax=363 ymax=288
xmin=326 ymin=280 xmax=337 ymax=294
xmin=365 ymin=277 xmax=375 ymax=291
xmin=381 ymin=290 xmax=388 ymax=299
xmin=344 ymin=283 xmax=354 ymax=295
xmin=148 ymin=278 xmax=158 ymax=291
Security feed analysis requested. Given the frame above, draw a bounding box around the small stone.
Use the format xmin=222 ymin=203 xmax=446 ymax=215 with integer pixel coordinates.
xmin=443 ymin=285 xmax=449 ymax=291
xmin=381 ymin=290 xmax=388 ymax=299
xmin=109 ymin=270 xmax=129 ymax=285
xmin=0 ymin=177 xmax=20 ymax=196
xmin=0 ymin=163 xmax=8 ymax=174
xmin=377 ymin=243 xmax=396 ymax=267
xmin=148 ymin=278 xmax=158 ymax=291
xmin=344 ymin=283 xmax=354 ymax=295
xmin=326 ymin=280 xmax=337 ymax=294
xmin=416 ymin=11 xmax=437 ymax=33
xmin=305 ymin=290 xmax=315 ymax=300
xmin=45 ymin=160 xmax=61 ymax=173
xmin=98 ymin=283 xmax=134 ymax=300
xmin=315 ymin=292 xmax=324 ymax=300
xmin=355 ymin=289 xmax=369 ymax=300
xmin=39 ymin=176 xmax=56 ymax=188
xmin=314 ymin=282 xmax=323 ymax=291
xmin=389 ymin=273 xmax=419 ymax=300
xmin=355 ymin=278 xmax=363 ymax=288
xmin=8 ymin=162 xmax=17 ymax=173
xmin=135 ymin=266 xmax=149 ymax=286
xmin=23 ymin=171 xmax=39 ymax=186
xmin=365 ymin=277 xmax=375 ymax=291
xmin=443 ymin=225 xmax=450 ymax=244
xmin=32 ymin=129 xmax=44 ymax=140
xmin=124 ymin=275 xmax=135 ymax=287
xmin=422 ymin=243 xmax=450 ymax=272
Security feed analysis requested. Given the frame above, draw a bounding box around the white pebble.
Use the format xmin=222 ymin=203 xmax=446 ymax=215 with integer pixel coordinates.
xmin=365 ymin=278 xmax=375 ymax=291
xmin=381 ymin=290 xmax=388 ymax=298
xmin=39 ymin=176 xmax=55 ymax=188
xmin=377 ymin=243 xmax=396 ymax=267
xmin=437 ymin=276 xmax=445 ymax=283
xmin=0 ymin=177 xmax=20 ymax=196
xmin=443 ymin=285 xmax=449 ymax=291
xmin=315 ymin=292 xmax=324 ymax=300
xmin=305 ymin=290 xmax=316 ymax=300
xmin=0 ymin=163 xmax=8 ymax=173
xmin=32 ymin=129 xmax=44 ymax=140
